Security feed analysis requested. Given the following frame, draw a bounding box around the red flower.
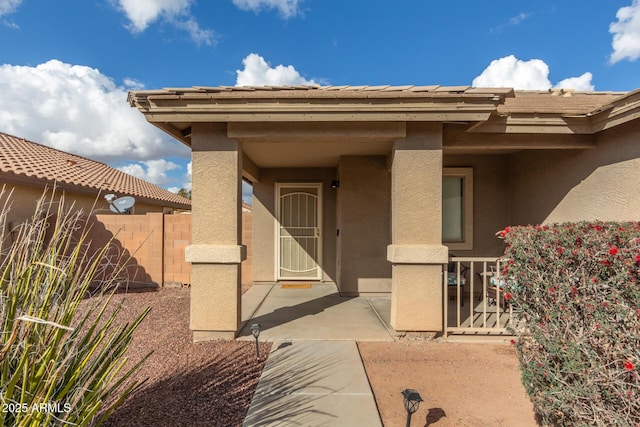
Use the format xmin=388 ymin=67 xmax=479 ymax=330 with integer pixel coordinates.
xmin=505 ymin=293 xmax=512 ymax=301
xmin=609 ymin=246 xmax=619 ymax=255
xmin=624 ymin=360 xmax=634 ymax=372
xmin=498 ymin=226 xmax=511 ymax=237
xmin=635 ymin=254 xmax=640 ymax=265
xmin=510 ymin=339 xmax=515 ymax=346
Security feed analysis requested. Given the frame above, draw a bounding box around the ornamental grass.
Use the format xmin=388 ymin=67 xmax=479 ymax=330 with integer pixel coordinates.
xmin=0 ymin=188 xmax=149 ymax=426
xmin=501 ymin=222 xmax=640 ymax=426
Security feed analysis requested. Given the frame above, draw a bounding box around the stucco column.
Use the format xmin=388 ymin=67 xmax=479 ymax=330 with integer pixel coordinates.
xmin=186 ymin=123 xmax=245 ymax=341
xmin=388 ymin=122 xmax=448 ymax=332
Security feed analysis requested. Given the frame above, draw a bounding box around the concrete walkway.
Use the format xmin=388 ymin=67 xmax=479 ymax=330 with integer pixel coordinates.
xmin=240 ymin=284 xmax=391 ymax=426
xmin=243 ymin=340 xmax=382 ymax=426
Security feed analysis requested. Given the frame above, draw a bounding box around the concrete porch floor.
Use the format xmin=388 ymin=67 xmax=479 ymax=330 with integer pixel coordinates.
xmin=237 ymin=283 xmax=394 ymax=342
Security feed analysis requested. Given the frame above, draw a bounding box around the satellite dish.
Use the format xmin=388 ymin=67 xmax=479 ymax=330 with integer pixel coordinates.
xmin=109 ymin=196 xmax=136 ymax=214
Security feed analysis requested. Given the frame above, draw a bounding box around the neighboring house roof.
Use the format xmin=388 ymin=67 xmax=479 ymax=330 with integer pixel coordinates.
xmin=0 ymin=132 xmax=191 ymax=209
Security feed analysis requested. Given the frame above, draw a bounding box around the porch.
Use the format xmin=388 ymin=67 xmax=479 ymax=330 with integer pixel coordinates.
xmin=237 ymin=283 xmax=395 ymax=342
xmin=444 ymin=257 xmax=519 ymax=338
xmin=236 ymin=257 xmax=518 ymax=341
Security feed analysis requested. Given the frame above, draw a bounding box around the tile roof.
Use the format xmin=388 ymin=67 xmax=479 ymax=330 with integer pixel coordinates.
xmin=130 ymin=84 xmax=515 ymax=101
xmin=499 ymin=89 xmax=625 ymax=116
xmin=130 ymin=85 xmax=633 ymax=118
xmin=0 ymin=132 xmax=191 ymax=209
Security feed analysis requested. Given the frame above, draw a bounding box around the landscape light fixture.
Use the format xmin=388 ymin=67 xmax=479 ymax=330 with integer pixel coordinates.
xmin=401 ymin=389 xmax=423 ymax=427
xmin=250 ymin=323 xmax=261 ymax=360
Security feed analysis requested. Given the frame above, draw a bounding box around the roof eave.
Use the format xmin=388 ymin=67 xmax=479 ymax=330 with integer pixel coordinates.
xmin=588 ymin=89 xmax=640 ymax=132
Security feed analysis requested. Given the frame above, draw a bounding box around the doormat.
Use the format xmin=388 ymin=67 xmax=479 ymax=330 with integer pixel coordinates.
xmin=281 ymin=283 xmax=312 ymax=289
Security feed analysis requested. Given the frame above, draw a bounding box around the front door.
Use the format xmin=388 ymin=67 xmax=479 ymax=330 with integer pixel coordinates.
xmin=276 ymin=183 xmax=322 ymax=280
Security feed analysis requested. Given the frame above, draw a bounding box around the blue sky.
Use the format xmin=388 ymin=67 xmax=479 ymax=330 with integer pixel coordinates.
xmin=1 ymin=0 xmax=640 ymax=200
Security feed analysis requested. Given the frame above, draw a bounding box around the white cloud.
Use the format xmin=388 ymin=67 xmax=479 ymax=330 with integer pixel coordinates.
xmin=555 ymin=72 xmax=595 ymax=91
xmin=236 ymin=53 xmax=317 ymax=86
xmin=181 ymin=161 xmax=192 ymax=191
xmin=114 ymin=0 xmax=188 ymax=32
xmin=490 ymin=12 xmax=531 ymax=34
xmin=609 ymin=0 xmax=640 ymax=63
xmin=113 ymin=0 xmax=214 ymax=45
xmin=472 ymin=55 xmax=551 ymax=90
xmin=0 ymin=59 xmax=189 ymax=163
xmin=509 ymin=13 xmax=530 ymax=26
xmin=123 ymin=77 xmax=145 ymax=89
xmin=167 ymin=160 xmax=191 ymax=193
xmin=472 ymin=55 xmax=594 ymax=91
xmin=0 ymin=0 xmax=22 ymax=16
xmin=232 ymin=0 xmax=302 ymax=18
xmin=174 ymin=17 xmax=215 ymax=45
xmin=117 ymin=159 xmax=179 ymax=186
xmin=242 ymin=180 xmax=252 ymax=204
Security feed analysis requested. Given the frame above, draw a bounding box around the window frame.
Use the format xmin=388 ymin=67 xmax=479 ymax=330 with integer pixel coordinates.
xmin=443 ymin=167 xmax=473 ymax=250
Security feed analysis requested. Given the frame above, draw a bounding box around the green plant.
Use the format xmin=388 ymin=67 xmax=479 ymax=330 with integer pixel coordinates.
xmin=500 ymin=222 xmax=640 ymax=426
xmin=0 ymin=188 xmax=150 ymax=426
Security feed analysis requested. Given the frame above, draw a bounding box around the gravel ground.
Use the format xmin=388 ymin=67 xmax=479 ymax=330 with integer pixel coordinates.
xmin=80 ymin=288 xmax=536 ymax=426
xmin=79 ymin=287 xmax=270 ymax=427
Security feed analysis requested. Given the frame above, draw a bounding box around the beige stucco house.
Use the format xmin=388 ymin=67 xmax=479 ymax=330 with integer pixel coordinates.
xmin=128 ymin=85 xmax=640 ymax=340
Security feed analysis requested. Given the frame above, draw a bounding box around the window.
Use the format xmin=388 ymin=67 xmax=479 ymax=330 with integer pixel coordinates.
xmin=443 ymin=168 xmax=473 ymax=250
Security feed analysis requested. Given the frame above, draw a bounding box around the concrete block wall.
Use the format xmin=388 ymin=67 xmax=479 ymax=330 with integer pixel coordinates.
xmin=90 ymin=213 xmax=164 ymax=286
xmin=164 ymin=214 xmax=192 ymax=286
xmin=89 ymin=211 xmax=253 ymax=288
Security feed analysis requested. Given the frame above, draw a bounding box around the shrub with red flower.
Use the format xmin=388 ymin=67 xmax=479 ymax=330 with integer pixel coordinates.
xmin=499 ymin=221 xmax=640 ymax=426
xmin=497 ymin=226 xmax=511 ymax=238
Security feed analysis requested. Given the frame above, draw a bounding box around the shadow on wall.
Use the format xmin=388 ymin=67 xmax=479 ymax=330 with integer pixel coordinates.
xmin=84 ymin=216 xmax=157 ymax=292
xmin=510 ymin=121 xmax=640 ymax=225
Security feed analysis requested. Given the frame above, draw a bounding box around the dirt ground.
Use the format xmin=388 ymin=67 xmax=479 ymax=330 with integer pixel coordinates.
xmin=358 ymin=341 xmax=539 ymax=427
xmin=86 ymin=288 xmax=538 ymax=426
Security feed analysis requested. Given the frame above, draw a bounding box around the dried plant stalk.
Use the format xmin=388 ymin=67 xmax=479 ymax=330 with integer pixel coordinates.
xmin=0 ymin=187 xmax=150 ymax=426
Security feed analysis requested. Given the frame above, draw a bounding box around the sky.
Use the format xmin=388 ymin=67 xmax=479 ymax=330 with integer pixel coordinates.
xmin=1 ymin=0 xmax=640 ymax=201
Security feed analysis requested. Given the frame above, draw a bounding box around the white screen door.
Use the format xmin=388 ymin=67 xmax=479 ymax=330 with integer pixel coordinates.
xmin=276 ymin=183 xmax=322 ymax=280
